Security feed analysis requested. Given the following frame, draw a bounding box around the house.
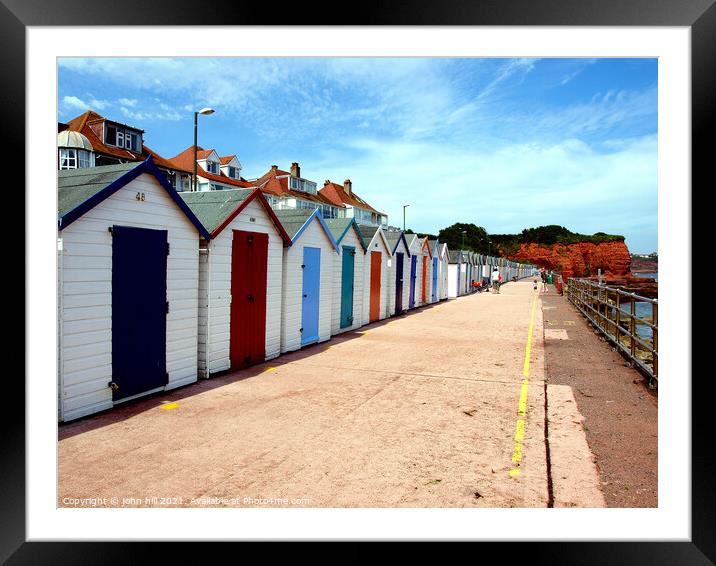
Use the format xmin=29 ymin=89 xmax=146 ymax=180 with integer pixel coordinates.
xmin=179 ymin=188 xmax=292 ymax=377
xmin=320 ymin=179 xmax=388 ymax=227
xmin=168 ymin=146 xmax=254 ymax=192
xmin=383 ymin=229 xmax=412 ymax=316
xmin=274 ymin=209 xmax=340 ymax=352
xmin=252 ymin=163 xmax=343 ymax=219
xmin=57 ymin=159 xmax=210 ymax=421
xmin=427 ymin=239 xmax=445 ymax=302
xmin=58 ymin=110 xmax=192 ymax=192
xmin=357 ymin=224 xmax=393 ymax=324
xmin=323 ymin=218 xmax=368 ymax=335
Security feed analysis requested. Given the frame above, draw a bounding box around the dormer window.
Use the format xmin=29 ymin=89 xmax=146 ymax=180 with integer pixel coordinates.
xmin=228 ymin=166 xmax=239 ymax=179
xmin=206 ymin=160 xmax=219 ymax=174
xmin=289 ymin=177 xmax=317 ymax=194
xmin=105 ymin=123 xmax=142 ymax=152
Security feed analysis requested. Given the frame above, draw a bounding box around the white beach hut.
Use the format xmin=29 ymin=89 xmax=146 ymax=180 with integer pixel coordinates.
xmin=180 ymin=189 xmax=292 ymax=377
xmin=357 ymin=224 xmax=392 ymax=324
xmin=324 ymin=218 xmax=368 ymax=335
xmin=383 ymin=229 xmax=412 ymax=316
xmin=275 ymin=209 xmax=339 ymax=353
xmin=57 ymin=159 xmax=211 ymax=422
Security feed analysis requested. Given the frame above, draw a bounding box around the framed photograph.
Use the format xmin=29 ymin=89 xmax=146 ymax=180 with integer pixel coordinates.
xmin=8 ymin=0 xmax=707 ymax=560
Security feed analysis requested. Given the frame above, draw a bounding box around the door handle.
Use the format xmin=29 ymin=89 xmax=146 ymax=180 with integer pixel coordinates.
xmin=247 ymin=294 xmax=255 ymax=302
xmin=303 ymin=293 xmax=308 ymax=298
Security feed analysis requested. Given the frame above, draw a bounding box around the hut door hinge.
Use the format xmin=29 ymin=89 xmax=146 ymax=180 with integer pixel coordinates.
xmin=299 ymin=327 xmax=303 ymax=333
xmin=108 ymin=227 xmax=113 ymax=235
xmin=301 ymin=264 xmax=306 ymax=269
xmin=166 ymin=301 xmax=170 ymax=314
xmin=166 ymin=242 xmax=170 ymax=256
xmin=165 ymin=372 xmax=169 ymax=384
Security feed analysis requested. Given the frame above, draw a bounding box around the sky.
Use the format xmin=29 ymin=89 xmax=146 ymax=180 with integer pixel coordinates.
xmin=58 ymin=57 xmax=658 ymax=253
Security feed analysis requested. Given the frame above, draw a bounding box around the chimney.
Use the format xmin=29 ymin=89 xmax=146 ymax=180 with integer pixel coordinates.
xmin=290 ymin=162 xmax=300 ymax=177
xmin=344 ymin=179 xmax=352 ymax=196
xmin=324 ymin=179 xmax=331 ymax=186
xmin=271 ymin=165 xmax=278 ymax=173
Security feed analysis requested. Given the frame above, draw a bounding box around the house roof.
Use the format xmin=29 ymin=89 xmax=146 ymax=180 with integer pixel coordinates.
xmin=273 ymin=209 xmax=339 ymax=252
xmin=57 ymin=158 xmax=210 ymax=239
xmin=219 ymin=155 xmax=237 ymax=165
xmin=254 ymin=167 xmax=340 ymax=207
xmin=65 ymin=110 xmax=146 ymax=163
xmin=166 ymin=146 xmax=253 ymax=188
xmin=319 ymin=180 xmax=384 ymax=215
xmin=179 ymin=188 xmax=291 ymax=242
xmin=323 ymin=218 xmax=367 ymax=251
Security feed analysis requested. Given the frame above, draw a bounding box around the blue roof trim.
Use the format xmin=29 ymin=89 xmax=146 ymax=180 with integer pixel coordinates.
xmin=58 ymin=157 xmax=212 ymax=240
xmin=291 ymin=209 xmax=340 ymax=253
xmin=391 ymin=232 xmax=412 ymax=257
xmin=335 ymin=218 xmax=368 ymax=252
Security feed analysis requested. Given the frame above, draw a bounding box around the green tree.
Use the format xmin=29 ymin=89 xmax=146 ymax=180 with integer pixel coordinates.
xmin=437 ymin=223 xmax=493 ymax=254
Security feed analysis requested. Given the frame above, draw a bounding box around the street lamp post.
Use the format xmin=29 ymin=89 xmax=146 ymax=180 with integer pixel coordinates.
xmin=461 ymin=230 xmax=467 ymax=250
xmin=403 ymin=204 xmax=410 ymax=232
xmin=193 ymin=107 xmax=215 ymax=191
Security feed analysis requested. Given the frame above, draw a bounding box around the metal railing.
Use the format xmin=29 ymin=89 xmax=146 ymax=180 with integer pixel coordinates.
xmin=566 ymin=278 xmax=658 ymax=385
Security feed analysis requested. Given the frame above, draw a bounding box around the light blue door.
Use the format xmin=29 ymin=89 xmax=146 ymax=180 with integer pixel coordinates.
xmin=301 ymin=247 xmax=321 ymax=345
xmin=432 ymin=257 xmax=438 ymax=302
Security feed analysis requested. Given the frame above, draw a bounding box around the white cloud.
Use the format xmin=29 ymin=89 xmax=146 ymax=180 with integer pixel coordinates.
xmin=118 ymin=98 xmax=138 ymax=107
xmin=61 ymin=95 xmax=88 ymax=111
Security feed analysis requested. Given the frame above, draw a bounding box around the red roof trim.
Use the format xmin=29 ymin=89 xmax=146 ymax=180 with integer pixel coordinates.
xmin=209 ymin=187 xmax=292 ymax=245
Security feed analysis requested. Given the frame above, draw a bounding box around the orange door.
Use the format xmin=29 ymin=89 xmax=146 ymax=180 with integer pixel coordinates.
xmin=421 ymin=256 xmax=427 ymax=303
xmin=369 ymin=251 xmax=381 ymax=322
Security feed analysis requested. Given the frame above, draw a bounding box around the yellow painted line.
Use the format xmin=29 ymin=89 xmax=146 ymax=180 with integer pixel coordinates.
xmin=510 ymin=292 xmax=539 ymax=478
xmin=160 ymin=402 xmax=180 ymax=411
xmin=264 ymin=367 xmax=277 ymax=373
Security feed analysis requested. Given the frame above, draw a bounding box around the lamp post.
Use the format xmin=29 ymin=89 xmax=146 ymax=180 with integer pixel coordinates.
xmin=403 ymin=204 xmax=410 ymax=232
xmin=193 ymin=107 xmax=215 ymax=191
xmin=461 ymin=230 xmax=467 ymax=250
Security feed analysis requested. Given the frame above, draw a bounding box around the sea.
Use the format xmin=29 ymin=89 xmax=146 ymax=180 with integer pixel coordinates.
xmin=618 ymin=271 xmax=657 ymax=341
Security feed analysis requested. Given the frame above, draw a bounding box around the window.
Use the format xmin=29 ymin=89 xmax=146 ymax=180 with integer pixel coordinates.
xmin=289 ymin=177 xmax=318 ymax=195
xmin=104 ymin=123 xmax=142 ymax=152
xmin=321 ymin=204 xmax=338 ymax=219
xmin=227 ymin=166 xmax=239 ymax=179
xmin=59 ymin=148 xmax=92 ymax=170
xmin=206 ymin=161 xmax=219 ymax=174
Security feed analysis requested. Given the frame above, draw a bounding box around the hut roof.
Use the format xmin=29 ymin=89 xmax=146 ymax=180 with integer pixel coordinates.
xmin=57 ymin=158 xmax=210 ymax=238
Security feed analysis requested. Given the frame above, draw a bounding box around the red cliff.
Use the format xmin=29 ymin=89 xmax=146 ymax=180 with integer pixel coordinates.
xmin=508 ymin=241 xmax=632 ymax=279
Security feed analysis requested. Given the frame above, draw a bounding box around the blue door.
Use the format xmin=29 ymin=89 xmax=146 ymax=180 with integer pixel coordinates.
xmin=301 ymin=247 xmax=321 ymax=345
xmin=395 ymin=252 xmax=404 ymax=314
xmin=432 ymin=257 xmax=438 ymax=302
xmin=409 ymin=255 xmax=417 ymax=309
xmin=340 ymin=246 xmax=355 ymax=329
xmin=111 ymin=225 xmax=167 ymax=401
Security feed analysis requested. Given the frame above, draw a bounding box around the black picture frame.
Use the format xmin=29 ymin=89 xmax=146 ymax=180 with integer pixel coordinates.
xmin=7 ymin=0 xmax=707 ymax=561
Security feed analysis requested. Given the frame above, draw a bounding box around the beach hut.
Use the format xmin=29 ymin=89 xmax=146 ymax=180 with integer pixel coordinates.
xmin=57 ymin=159 xmax=210 ymax=422
xmin=357 ymin=224 xmax=392 ymax=324
xmin=447 ymin=250 xmax=462 ymax=298
xmin=324 ymin=218 xmax=368 ymax=335
xmin=437 ymin=242 xmax=450 ymax=300
xmin=427 ymin=239 xmax=441 ymax=303
xmin=179 ymin=189 xmax=291 ymax=377
xmin=407 ymin=235 xmax=433 ymax=307
xmin=383 ymin=229 xmax=412 ymax=316
xmin=275 ymin=209 xmax=339 ymax=352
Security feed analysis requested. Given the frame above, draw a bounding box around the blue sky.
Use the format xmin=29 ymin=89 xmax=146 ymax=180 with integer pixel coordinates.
xmin=58 ymin=57 xmax=658 ymax=253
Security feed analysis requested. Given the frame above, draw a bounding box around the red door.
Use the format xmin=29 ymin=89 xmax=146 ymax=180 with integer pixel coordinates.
xmin=369 ymin=251 xmax=381 ymax=322
xmin=421 ymin=256 xmax=427 ymax=303
xmin=230 ymin=230 xmax=268 ymax=370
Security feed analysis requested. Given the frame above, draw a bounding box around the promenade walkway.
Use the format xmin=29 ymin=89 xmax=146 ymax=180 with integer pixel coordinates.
xmin=59 ymin=280 xmax=605 ymax=508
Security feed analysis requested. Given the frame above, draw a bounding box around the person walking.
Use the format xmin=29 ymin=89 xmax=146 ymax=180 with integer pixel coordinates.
xmin=491 ymin=266 xmax=501 ymax=293
xmin=540 ymin=267 xmax=548 ymax=293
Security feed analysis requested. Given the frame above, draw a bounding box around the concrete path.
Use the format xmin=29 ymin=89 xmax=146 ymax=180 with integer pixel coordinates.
xmin=58 ymin=280 xmax=604 ymax=508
